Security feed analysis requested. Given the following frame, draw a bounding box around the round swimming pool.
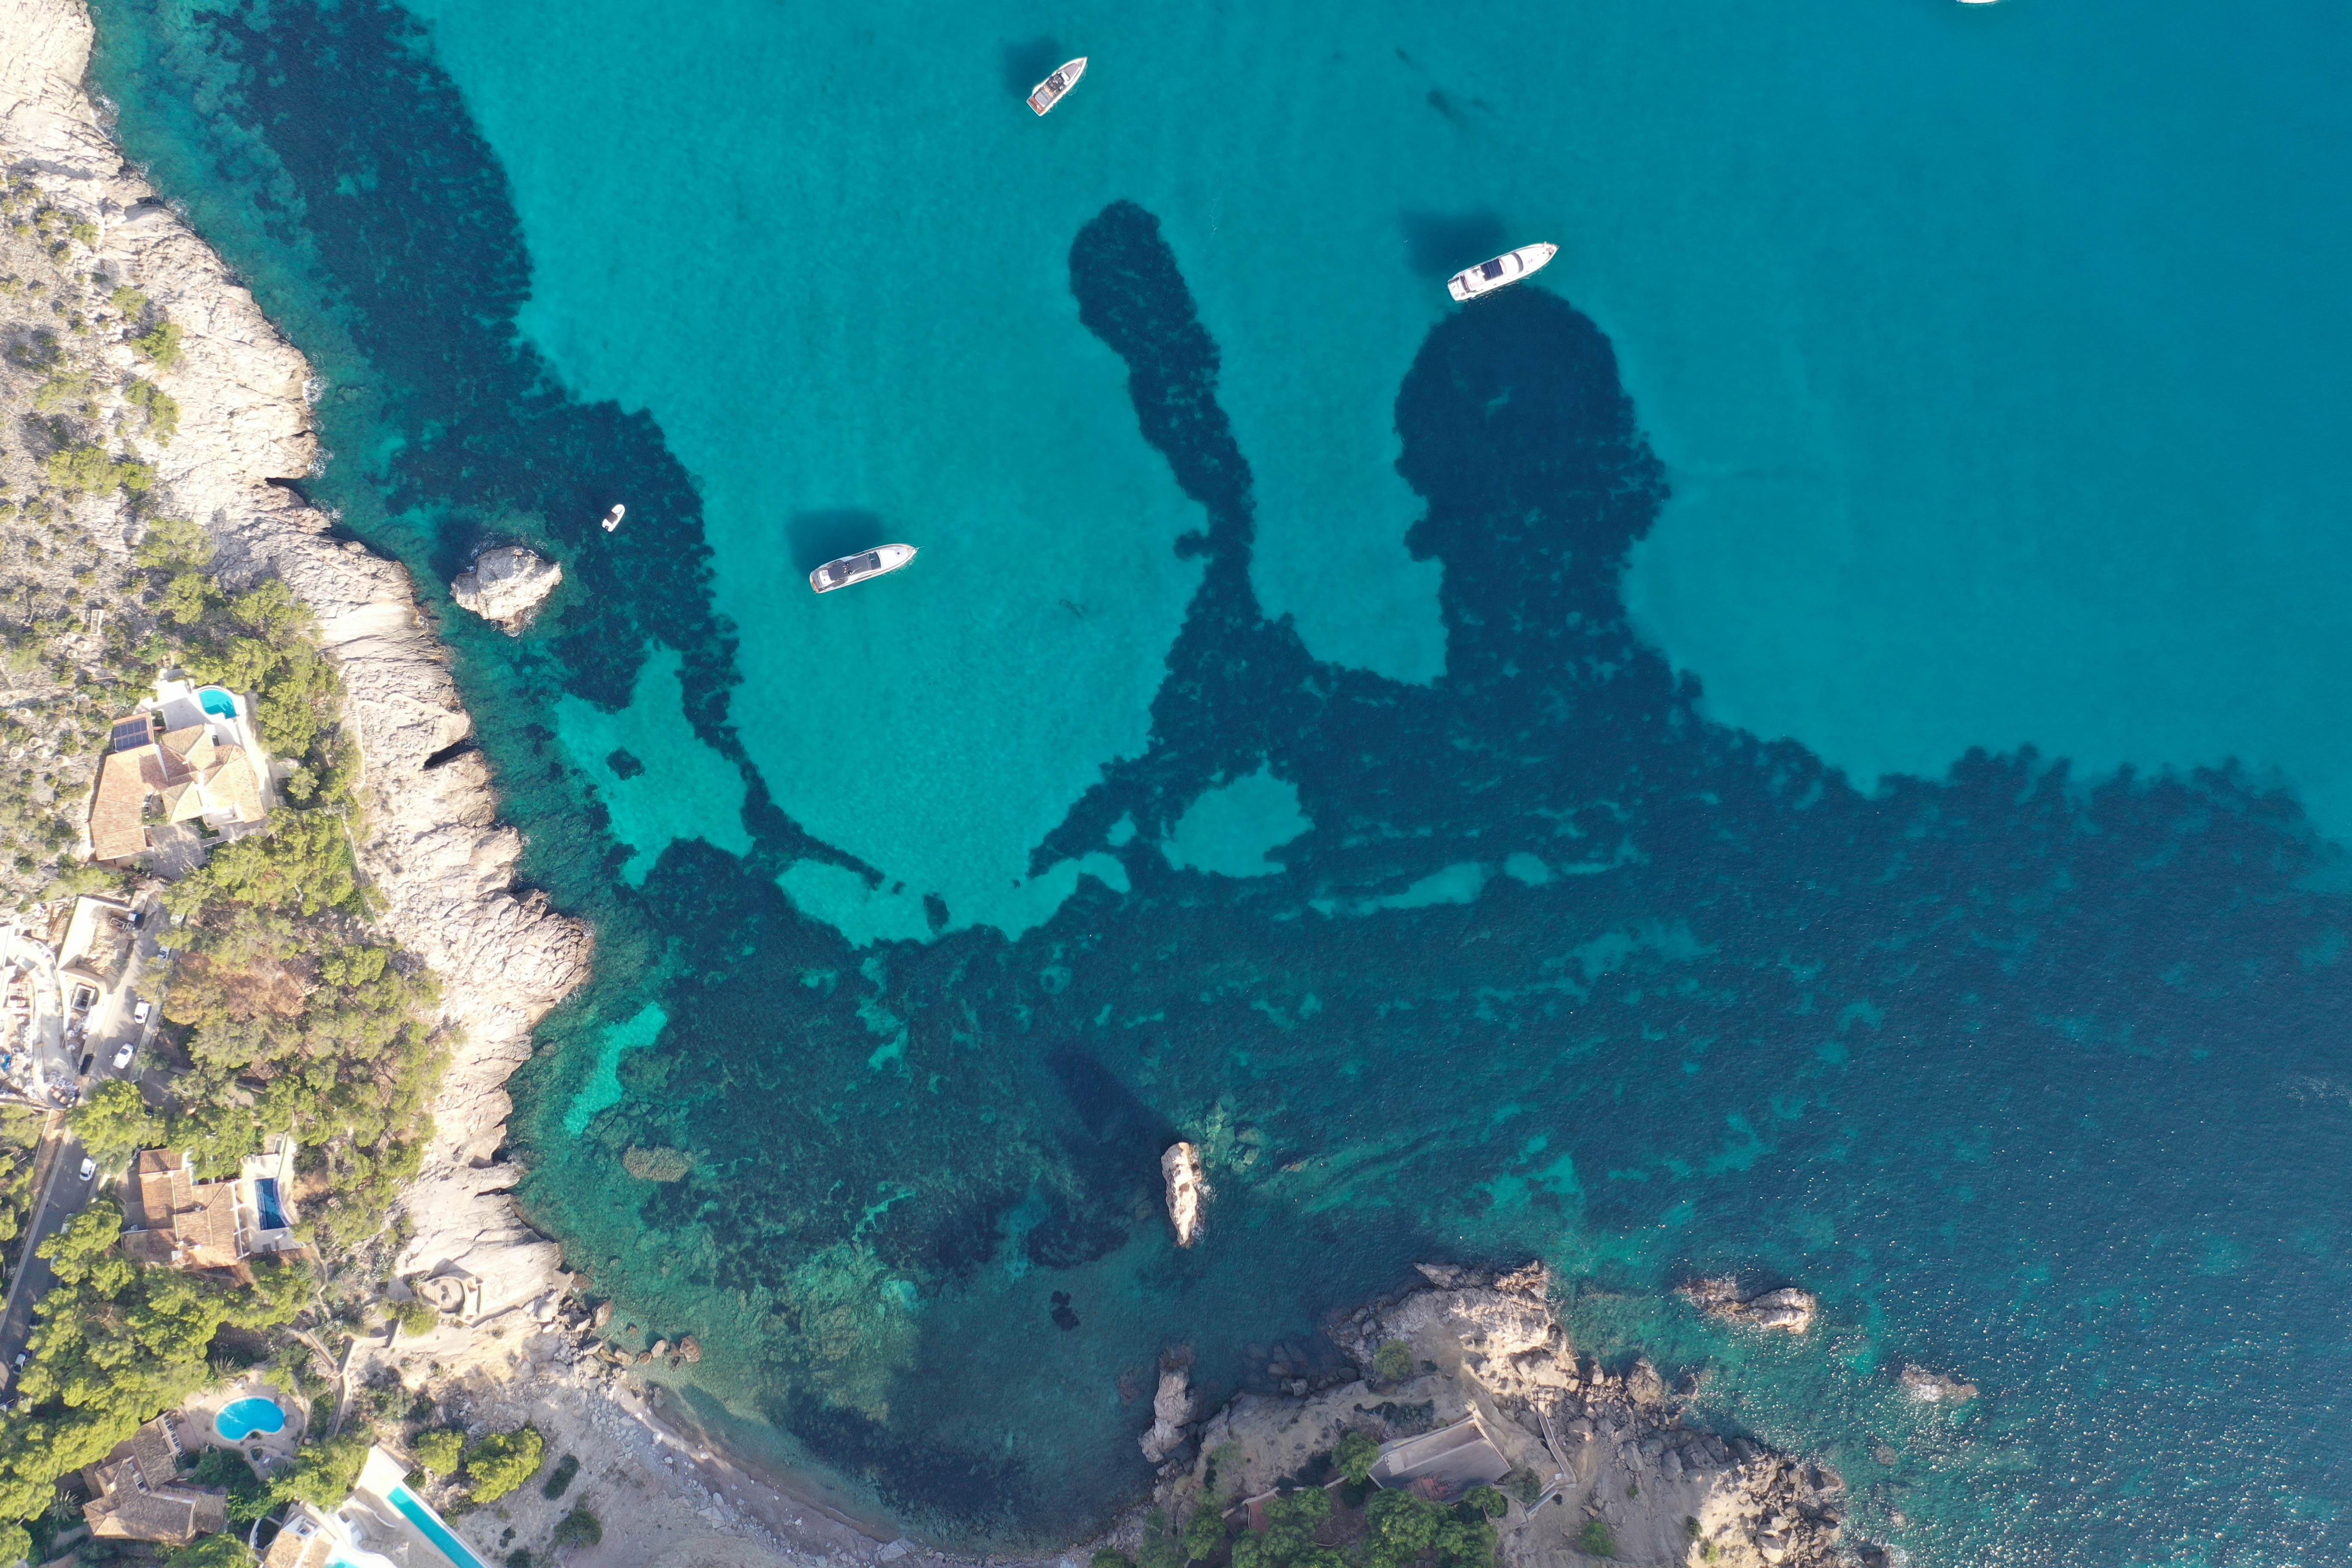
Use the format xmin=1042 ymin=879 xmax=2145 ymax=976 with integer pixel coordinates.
xmin=214 ymin=1396 xmax=287 ymax=1441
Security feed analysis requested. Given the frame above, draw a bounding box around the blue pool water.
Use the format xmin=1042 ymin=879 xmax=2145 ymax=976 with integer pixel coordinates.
xmin=213 ymin=1397 xmax=285 ymax=1442
xmin=386 ymin=1484 xmax=490 ymax=1568
xmin=254 ymin=1176 xmax=287 ymax=1232
xmin=197 ymin=687 xmax=238 ymax=718
xmin=80 ymin=0 xmax=2352 ymax=1559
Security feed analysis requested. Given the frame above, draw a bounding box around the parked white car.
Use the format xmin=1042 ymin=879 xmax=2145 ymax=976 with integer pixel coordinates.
xmin=76 ymin=1157 xmax=95 ymax=1182
xmin=132 ymin=1000 xmax=152 ymax=1025
xmin=110 ymin=1044 xmax=133 ymax=1071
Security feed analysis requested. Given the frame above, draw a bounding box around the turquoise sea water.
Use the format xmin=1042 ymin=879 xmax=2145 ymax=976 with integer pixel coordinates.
xmin=81 ymin=0 xmax=2352 ymax=1559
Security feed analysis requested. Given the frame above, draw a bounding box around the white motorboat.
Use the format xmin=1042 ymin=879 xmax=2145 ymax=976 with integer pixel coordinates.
xmin=1162 ymin=1142 xmax=1206 ymax=1247
xmin=600 ymin=504 xmax=625 ymax=533
xmin=1447 ymin=242 xmax=1559 ymax=303
xmin=1029 ymin=57 xmax=1087 ymax=116
xmin=809 ymin=543 xmax=918 ymax=594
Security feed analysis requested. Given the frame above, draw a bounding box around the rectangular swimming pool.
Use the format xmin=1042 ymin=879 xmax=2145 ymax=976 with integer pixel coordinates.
xmin=385 ymin=1484 xmax=490 ymax=1568
xmin=255 ymin=1176 xmax=288 ymax=1232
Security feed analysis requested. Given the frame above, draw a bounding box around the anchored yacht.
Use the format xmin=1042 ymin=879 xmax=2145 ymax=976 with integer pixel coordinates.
xmin=1029 ymin=57 xmax=1087 ymax=115
xmin=1447 ymin=242 xmax=1558 ymax=303
xmin=600 ymin=504 xmax=625 ymax=533
xmin=809 ymin=543 xmax=917 ymax=594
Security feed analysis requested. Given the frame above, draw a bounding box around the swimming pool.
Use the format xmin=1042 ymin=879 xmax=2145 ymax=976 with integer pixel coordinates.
xmin=214 ymin=1396 xmax=286 ymax=1441
xmin=255 ymin=1176 xmax=288 ymax=1231
xmin=197 ymin=687 xmax=238 ymax=718
xmin=386 ymin=1483 xmax=490 ymax=1568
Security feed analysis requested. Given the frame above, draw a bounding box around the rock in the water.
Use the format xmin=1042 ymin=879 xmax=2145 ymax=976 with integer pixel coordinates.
xmin=1139 ymin=1361 xmax=1193 ymax=1462
xmin=1681 ymin=1276 xmax=1820 ymax=1334
xmin=451 ymin=545 xmax=561 ymax=633
xmin=1898 ymin=1363 xmax=1979 ymax=1403
xmin=1162 ymin=1141 xmax=1206 ymax=1247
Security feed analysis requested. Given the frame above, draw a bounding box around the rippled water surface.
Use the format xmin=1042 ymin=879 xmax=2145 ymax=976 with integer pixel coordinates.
xmin=85 ymin=0 xmax=2352 ymax=1557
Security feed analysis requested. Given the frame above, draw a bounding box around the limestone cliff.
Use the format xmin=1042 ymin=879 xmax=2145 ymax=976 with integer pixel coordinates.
xmin=0 ymin=0 xmax=589 ymax=1317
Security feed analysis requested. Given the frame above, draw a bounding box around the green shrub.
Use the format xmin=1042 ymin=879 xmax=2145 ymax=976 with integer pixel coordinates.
xmin=273 ymin=1432 xmax=370 ymax=1510
xmin=1333 ymin=1430 xmax=1380 ymax=1485
xmin=132 ymin=317 xmax=183 ymax=369
xmin=1465 ymin=1486 xmax=1507 ymax=1519
xmin=412 ymin=1427 xmax=465 ymax=1477
xmin=1091 ymin=1552 xmax=1134 ymax=1568
xmin=31 ymin=370 xmax=89 ymax=412
xmin=396 ymin=1298 xmax=439 ymax=1338
xmin=1574 ymin=1518 xmax=1617 ymax=1558
xmin=43 ymin=443 xmax=152 ymax=497
xmin=549 ymin=1505 xmax=600 ymax=1548
xmin=1371 ymin=1340 xmax=1414 ymax=1383
xmin=68 ymin=1078 xmax=162 ymax=1164
xmin=465 ymin=1425 xmax=545 ymax=1503
xmin=126 ymin=376 xmax=179 ymax=443
xmin=165 ymin=1533 xmax=258 ymax=1567
xmin=1182 ymin=1505 xmax=1228 ymax=1562
xmin=110 ymin=284 xmax=148 ymax=316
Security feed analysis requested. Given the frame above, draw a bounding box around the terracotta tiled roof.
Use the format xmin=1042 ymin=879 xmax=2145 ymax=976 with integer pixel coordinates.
xmin=122 ymin=1149 xmax=249 ymax=1270
xmin=84 ymin=1483 xmax=227 ymax=1544
xmin=88 ymin=724 xmax=266 ymax=862
xmin=184 ymin=1181 xmax=244 ymax=1270
xmin=81 ymin=1418 xmax=221 ymax=1545
xmin=88 ymin=746 xmax=161 ymax=861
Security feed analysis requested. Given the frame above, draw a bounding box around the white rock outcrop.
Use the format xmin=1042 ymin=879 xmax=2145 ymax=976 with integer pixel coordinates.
xmin=1681 ymin=1276 xmax=1820 ymax=1334
xmin=2 ymin=0 xmax=590 ymax=1321
xmin=1139 ymin=1361 xmax=1192 ymax=1464
xmin=451 ymin=545 xmax=561 ymax=633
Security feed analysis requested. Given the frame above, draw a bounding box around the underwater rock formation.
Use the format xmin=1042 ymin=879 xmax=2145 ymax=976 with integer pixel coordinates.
xmin=451 ymin=544 xmax=561 ymax=632
xmin=1898 ymin=1364 xmax=1979 ymax=1403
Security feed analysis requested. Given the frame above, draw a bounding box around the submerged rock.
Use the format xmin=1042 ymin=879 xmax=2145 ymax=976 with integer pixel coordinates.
xmin=1898 ymin=1363 xmax=1979 ymax=1403
xmin=451 ymin=545 xmax=561 ymax=633
xmin=621 ymin=1145 xmax=694 ymax=1182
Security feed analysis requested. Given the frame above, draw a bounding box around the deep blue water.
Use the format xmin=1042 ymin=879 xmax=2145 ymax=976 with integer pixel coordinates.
xmin=83 ymin=0 xmax=2352 ymax=1559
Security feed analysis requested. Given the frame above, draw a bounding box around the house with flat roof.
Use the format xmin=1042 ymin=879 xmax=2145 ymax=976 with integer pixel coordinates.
xmin=80 ymin=1414 xmax=228 ymax=1546
xmin=87 ymin=680 xmax=270 ymax=866
xmin=1367 ymin=1411 xmax=1511 ymax=1501
xmin=122 ymin=1138 xmax=303 ymax=1271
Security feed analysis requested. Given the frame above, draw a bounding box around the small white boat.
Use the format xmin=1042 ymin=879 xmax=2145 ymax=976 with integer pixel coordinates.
xmin=600 ymin=504 xmax=625 ymax=533
xmin=809 ymin=543 xmax=917 ymax=594
xmin=1162 ymin=1142 xmax=1206 ymax=1248
xmin=1029 ymin=57 xmax=1087 ymax=116
xmin=1447 ymin=242 xmax=1559 ymax=303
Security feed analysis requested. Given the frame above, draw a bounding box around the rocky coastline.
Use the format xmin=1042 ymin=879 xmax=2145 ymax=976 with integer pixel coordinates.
xmin=4 ymin=9 xmax=1873 ymax=1568
xmin=2 ymin=0 xmax=586 ymax=1379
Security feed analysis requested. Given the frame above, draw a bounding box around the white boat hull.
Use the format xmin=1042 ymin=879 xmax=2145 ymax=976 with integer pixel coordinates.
xmin=600 ymin=504 xmax=625 ymax=533
xmin=809 ymin=542 xmax=918 ymax=594
xmin=1029 ymin=57 xmax=1087 ymax=116
xmin=1447 ymin=242 xmax=1559 ymax=303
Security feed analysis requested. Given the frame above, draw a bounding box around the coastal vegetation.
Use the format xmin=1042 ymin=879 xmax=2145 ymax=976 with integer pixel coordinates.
xmin=1370 ymin=1341 xmax=1414 ymax=1384
xmin=0 ymin=172 xmax=454 ymax=1547
xmin=412 ymin=1426 xmax=466 ymax=1477
xmin=0 ymin=1204 xmax=309 ymax=1522
xmin=462 ymin=1425 xmax=546 ymax=1504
